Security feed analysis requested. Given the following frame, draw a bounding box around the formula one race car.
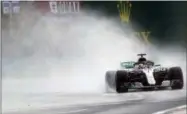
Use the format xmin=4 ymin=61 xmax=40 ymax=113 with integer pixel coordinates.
xmin=105 ymin=54 xmax=184 ymax=93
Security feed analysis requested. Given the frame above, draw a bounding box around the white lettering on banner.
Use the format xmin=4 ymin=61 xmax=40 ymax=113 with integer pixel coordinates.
xmin=49 ymin=1 xmax=58 ymax=14
xmin=59 ymin=1 xmax=64 ymax=13
xmin=72 ymin=2 xmax=80 ymax=12
xmin=49 ymin=1 xmax=80 ymax=14
xmin=2 ymin=1 xmax=20 ymax=14
xmin=12 ymin=1 xmax=20 ymax=13
xmin=2 ymin=1 xmax=11 ymax=14
xmin=62 ymin=1 xmax=65 ymax=13
xmin=73 ymin=2 xmax=76 ymax=12
xmin=64 ymin=2 xmax=68 ymax=13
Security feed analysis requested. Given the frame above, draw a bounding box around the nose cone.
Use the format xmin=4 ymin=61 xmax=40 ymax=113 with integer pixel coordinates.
xmin=142 ymin=68 xmax=156 ymax=85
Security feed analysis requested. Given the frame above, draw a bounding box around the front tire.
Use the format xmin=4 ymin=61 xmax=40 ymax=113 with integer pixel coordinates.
xmin=115 ymin=70 xmax=129 ymax=93
xmin=105 ymin=71 xmax=116 ymax=93
xmin=168 ymin=67 xmax=184 ymax=89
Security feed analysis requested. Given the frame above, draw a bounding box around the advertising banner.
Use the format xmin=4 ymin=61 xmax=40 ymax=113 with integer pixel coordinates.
xmin=2 ymin=1 xmax=11 ymax=14
xmin=49 ymin=1 xmax=80 ymax=14
xmin=2 ymin=1 xmax=20 ymax=14
xmin=11 ymin=1 xmax=20 ymax=13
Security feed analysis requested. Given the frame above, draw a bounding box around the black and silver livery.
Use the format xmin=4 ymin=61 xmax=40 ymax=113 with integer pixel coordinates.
xmin=105 ymin=54 xmax=184 ymax=93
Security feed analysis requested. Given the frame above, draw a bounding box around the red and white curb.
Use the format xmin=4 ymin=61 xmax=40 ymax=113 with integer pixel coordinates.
xmin=153 ymin=105 xmax=186 ymax=114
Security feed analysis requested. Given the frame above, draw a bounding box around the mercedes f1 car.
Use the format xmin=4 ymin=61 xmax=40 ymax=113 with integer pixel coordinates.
xmin=105 ymin=54 xmax=184 ymax=93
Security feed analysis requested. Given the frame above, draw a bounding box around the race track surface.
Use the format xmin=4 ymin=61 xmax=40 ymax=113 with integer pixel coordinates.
xmin=3 ymin=89 xmax=186 ymax=114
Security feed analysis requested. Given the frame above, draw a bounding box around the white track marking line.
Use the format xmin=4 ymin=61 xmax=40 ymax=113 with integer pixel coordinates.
xmin=152 ymin=105 xmax=186 ymax=114
xmin=57 ymin=109 xmax=87 ymax=114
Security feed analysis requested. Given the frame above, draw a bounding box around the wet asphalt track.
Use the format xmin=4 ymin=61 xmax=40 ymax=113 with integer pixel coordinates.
xmin=3 ymin=90 xmax=186 ymax=114
xmin=6 ymin=97 xmax=185 ymax=114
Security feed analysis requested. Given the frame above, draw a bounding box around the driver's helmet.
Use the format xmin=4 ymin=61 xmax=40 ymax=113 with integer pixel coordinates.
xmin=138 ymin=57 xmax=147 ymax=63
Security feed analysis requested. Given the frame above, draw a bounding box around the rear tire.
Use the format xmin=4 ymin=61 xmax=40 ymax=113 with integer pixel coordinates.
xmin=105 ymin=71 xmax=116 ymax=93
xmin=115 ymin=70 xmax=129 ymax=93
xmin=168 ymin=67 xmax=184 ymax=89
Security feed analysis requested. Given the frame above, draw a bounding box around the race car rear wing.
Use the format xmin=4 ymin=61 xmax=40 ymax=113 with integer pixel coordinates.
xmin=137 ymin=53 xmax=146 ymax=57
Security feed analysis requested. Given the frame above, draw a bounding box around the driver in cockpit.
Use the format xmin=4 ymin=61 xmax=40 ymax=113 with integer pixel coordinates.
xmin=133 ymin=57 xmax=147 ymax=69
xmin=137 ymin=57 xmax=147 ymax=64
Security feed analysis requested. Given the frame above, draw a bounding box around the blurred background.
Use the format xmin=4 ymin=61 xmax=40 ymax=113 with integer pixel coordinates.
xmin=1 ymin=2 xmax=186 ymax=112
xmin=1 ymin=1 xmax=187 ymax=46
